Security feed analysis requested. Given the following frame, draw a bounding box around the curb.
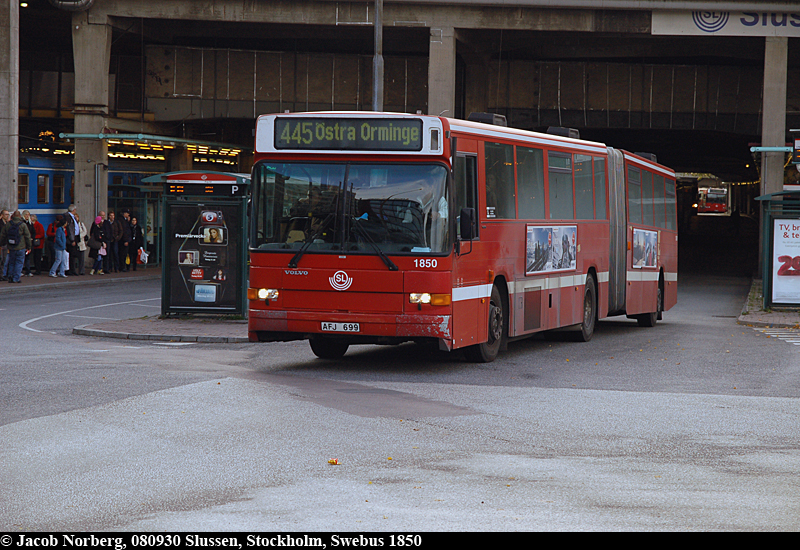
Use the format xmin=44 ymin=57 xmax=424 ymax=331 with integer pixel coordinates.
xmin=737 ymin=278 xmax=800 ymax=328
xmin=0 ymin=273 xmax=161 ymax=295
xmin=72 ymin=325 xmax=250 ymax=344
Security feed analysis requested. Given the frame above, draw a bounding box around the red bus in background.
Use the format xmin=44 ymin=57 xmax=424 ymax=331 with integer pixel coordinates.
xmin=247 ymin=112 xmax=677 ymax=361
xmin=696 ymin=186 xmax=729 ymax=214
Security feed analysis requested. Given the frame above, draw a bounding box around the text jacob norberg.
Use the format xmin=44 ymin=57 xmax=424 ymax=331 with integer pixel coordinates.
xmin=16 ymin=536 xmax=126 ymax=550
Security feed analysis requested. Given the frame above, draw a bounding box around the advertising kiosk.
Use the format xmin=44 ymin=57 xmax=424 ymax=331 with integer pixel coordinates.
xmin=143 ymin=171 xmax=250 ymax=316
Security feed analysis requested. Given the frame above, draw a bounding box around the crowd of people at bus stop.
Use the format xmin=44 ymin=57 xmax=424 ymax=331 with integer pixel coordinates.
xmin=0 ymin=206 xmax=145 ymax=283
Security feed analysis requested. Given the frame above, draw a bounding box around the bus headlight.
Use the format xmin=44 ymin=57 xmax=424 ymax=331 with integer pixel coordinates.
xmin=409 ymin=293 xmax=451 ymax=306
xmin=248 ymin=288 xmax=279 ymax=301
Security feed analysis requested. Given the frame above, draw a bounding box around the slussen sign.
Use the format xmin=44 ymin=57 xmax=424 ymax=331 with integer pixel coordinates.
xmin=274 ymin=117 xmax=423 ymax=151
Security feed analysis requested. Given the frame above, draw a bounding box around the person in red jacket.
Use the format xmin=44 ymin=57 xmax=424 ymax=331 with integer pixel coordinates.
xmin=45 ymin=214 xmax=63 ymax=272
xmin=30 ymin=214 xmax=46 ymax=275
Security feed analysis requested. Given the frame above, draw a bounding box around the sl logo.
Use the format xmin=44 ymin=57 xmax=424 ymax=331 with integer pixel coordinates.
xmin=329 ymin=270 xmax=353 ymax=291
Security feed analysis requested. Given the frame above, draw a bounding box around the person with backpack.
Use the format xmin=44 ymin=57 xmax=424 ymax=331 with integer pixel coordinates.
xmin=0 ymin=210 xmax=32 ymax=283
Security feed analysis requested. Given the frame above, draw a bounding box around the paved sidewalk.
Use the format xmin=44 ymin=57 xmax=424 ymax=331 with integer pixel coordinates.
xmin=737 ymin=279 xmax=800 ymax=328
xmin=0 ymin=265 xmax=160 ymax=294
xmin=1 ymin=265 xmax=249 ymax=343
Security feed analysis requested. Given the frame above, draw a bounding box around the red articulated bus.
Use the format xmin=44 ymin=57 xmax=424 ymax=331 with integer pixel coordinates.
xmin=247 ymin=112 xmax=677 ymax=361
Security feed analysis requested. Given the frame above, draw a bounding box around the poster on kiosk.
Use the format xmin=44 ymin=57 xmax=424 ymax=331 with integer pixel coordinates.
xmin=169 ymin=203 xmax=239 ymax=309
xmin=772 ymin=218 xmax=800 ymax=304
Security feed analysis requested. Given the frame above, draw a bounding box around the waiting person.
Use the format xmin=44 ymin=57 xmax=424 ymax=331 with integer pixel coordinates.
xmin=118 ymin=209 xmax=132 ymax=272
xmin=49 ymin=217 xmax=68 ymax=278
xmin=0 ymin=210 xmax=33 ymax=283
xmin=65 ymin=204 xmax=80 ymax=276
xmin=30 ymin=214 xmax=45 ymax=275
xmin=0 ymin=208 xmax=9 ymax=281
xmin=75 ymin=212 xmax=88 ymax=275
xmin=21 ymin=210 xmax=35 ymax=276
xmin=129 ymin=216 xmax=144 ymax=270
xmin=89 ymin=215 xmax=106 ymax=275
xmin=104 ymin=211 xmax=119 ymax=273
xmin=45 ymin=214 xmax=63 ymax=272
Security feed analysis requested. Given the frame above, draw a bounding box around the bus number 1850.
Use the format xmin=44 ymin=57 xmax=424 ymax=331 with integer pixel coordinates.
xmin=414 ymin=259 xmax=437 ymax=268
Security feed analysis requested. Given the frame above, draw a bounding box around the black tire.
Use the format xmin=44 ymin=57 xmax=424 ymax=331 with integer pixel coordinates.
xmin=309 ymin=335 xmax=349 ymax=359
xmin=573 ymin=275 xmax=597 ymax=342
xmin=636 ymin=281 xmax=663 ymax=328
xmin=464 ymin=285 xmax=505 ymax=363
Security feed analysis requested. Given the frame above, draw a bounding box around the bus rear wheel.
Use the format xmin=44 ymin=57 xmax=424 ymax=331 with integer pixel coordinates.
xmin=464 ymin=285 xmax=505 ymax=363
xmin=573 ymin=275 xmax=597 ymax=342
xmin=637 ymin=281 xmax=663 ymax=328
xmin=309 ymin=335 xmax=349 ymax=359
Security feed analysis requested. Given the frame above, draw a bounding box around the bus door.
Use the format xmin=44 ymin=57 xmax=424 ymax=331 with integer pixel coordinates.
xmin=452 ymin=149 xmax=484 ymax=349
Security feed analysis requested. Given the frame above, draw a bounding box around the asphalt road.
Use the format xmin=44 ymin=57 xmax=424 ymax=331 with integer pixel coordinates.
xmin=2 ymin=215 xmax=799 ymax=531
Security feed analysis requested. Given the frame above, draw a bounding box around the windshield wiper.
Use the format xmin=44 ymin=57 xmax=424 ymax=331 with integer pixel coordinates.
xmin=351 ymin=216 xmax=399 ymax=271
xmin=287 ymin=213 xmax=335 ymax=268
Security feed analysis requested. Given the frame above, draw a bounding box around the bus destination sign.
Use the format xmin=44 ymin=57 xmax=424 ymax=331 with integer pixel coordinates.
xmin=274 ymin=117 xmax=423 ymax=151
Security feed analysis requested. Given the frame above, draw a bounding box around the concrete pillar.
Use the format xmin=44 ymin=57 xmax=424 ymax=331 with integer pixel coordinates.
xmin=428 ymin=26 xmax=456 ymax=118
xmin=72 ymin=10 xmax=111 ymax=218
xmin=0 ymin=0 xmax=19 ymax=212
xmin=167 ymin=148 xmax=193 ymax=172
xmin=758 ymin=36 xmax=788 ymax=275
xmin=760 ymin=36 xmax=788 ymax=198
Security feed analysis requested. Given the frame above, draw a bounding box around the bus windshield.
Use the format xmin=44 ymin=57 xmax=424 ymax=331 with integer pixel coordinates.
xmin=251 ymin=161 xmax=450 ymax=255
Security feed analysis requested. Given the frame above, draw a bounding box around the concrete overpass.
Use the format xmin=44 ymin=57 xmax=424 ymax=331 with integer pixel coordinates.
xmin=1 ymin=0 xmax=798 ymax=216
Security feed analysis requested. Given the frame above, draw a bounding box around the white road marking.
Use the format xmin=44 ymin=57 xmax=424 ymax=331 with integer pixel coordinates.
xmin=753 ymin=328 xmax=800 ymax=345
xmin=151 ymin=342 xmax=197 ymax=346
xmin=19 ymin=298 xmax=160 ymax=333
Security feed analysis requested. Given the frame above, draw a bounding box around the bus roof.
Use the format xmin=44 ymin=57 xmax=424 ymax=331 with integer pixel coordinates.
xmin=446 ymin=116 xmax=608 ymax=155
xmin=254 ymin=111 xmax=674 ymax=177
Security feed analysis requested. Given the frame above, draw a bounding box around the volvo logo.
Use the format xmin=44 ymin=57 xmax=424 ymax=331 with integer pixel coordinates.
xmin=692 ymin=11 xmax=729 ymax=33
xmin=329 ymin=270 xmax=353 ymax=291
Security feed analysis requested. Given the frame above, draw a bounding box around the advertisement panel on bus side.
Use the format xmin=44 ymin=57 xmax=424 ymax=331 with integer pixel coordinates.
xmin=525 ymin=225 xmax=577 ymax=275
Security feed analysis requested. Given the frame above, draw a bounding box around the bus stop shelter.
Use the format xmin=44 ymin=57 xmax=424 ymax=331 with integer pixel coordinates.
xmin=756 ymin=191 xmax=800 ymax=310
xmin=141 ymin=171 xmax=250 ymax=316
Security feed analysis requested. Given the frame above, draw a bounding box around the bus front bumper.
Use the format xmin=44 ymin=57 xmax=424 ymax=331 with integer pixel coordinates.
xmin=248 ymin=309 xmax=452 ymax=343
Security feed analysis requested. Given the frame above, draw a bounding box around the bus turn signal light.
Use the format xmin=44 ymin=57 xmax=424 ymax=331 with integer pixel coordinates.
xmin=409 ymin=293 xmax=451 ymax=306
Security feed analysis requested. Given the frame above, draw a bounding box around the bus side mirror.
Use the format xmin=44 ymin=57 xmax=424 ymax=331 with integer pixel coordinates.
xmin=459 ymin=207 xmax=476 ymax=240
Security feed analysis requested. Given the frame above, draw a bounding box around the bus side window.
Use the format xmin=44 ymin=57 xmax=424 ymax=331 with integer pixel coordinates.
xmin=574 ymin=154 xmax=593 ymax=220
xmin=627 ymin=166 xmax=642 ymax=225
xmin=548 ymin=152 xmax=574 ymax=220
xmin=594 ymin=157 xmax=606 ymax=220
xmin=665 ymin=180 xmax=676 ymax=230
xmin=517 ymin=146 xmax=545 ymax=220
xmin=654 ymin=174 xmax=666 ymax=228
xmin=642 ymin=170 xmax=655 ymax=226
xmin=455 ymin=154 xmax=478 ymax=239
xmin=484 ymin=142 xmax=515 ymax=219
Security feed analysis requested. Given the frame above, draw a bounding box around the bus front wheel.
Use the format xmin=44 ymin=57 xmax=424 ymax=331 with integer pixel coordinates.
xmin=309 ymin=335 xmax=349 ymax=359
xmin=464 ymin=285 xmax=506 ymax=363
